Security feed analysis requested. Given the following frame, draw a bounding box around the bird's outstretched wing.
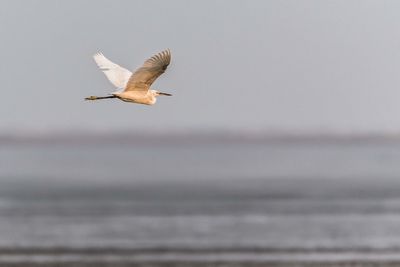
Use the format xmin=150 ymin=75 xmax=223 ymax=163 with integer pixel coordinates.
xmin=124 ymin=49 xmax=171 ymax=92
xmin=93 ymin=53 xmax=132 ymax=89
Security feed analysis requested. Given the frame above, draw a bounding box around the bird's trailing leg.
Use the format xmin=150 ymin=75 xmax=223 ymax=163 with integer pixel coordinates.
xmin=85 ymin=95 xmax=117 ymax=101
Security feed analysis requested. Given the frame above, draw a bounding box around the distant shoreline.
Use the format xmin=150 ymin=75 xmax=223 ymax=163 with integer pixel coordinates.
xmin=2 ymin=131 xmax=400 ymax=145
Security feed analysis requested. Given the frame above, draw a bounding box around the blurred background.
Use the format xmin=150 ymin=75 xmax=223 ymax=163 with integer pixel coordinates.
xmin=2 ymin=0 xmax=400 ymax=266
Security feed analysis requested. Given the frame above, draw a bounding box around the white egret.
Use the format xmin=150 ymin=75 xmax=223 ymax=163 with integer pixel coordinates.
xmin=85 ymin=49 xmax=172 ymax=105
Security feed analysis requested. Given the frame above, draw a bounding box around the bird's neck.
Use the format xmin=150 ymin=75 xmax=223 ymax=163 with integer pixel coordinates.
xmin=148 ymin=92 xmax=157 ymax=104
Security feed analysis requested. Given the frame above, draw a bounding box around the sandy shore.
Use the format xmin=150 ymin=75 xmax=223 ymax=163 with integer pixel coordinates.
xmin=0 ymin=249 xmax=400 ymax=267
xmin=1 ymin=261 xmax=400 ymax=267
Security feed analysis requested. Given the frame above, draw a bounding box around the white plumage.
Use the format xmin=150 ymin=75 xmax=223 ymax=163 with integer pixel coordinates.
xmin=86 ymin=49 xmax=172 ymax=105
xmin=93 ymin=53 xmax=132 ymax=89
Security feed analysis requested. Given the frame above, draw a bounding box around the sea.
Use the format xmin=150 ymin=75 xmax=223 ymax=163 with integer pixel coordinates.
xmin=1 ymin=136 xmax=400 ymax=266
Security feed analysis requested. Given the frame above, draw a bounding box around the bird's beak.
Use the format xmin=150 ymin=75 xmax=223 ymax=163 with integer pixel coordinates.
xmin=159 ymin=92 xmax=172 ymax=96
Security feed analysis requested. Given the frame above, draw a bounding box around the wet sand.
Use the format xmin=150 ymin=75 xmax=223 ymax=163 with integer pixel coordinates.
xmin=0 ymin=249 xmax=399 ymax=267
xmin=1 ymin=260 xmax=400 ymax=267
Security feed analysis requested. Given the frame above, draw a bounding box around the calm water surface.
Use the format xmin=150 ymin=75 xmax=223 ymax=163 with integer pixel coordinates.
xmin=1 ymin=141 xmax=400 ymax=263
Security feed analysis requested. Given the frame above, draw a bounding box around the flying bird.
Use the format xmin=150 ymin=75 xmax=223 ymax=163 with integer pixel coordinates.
xmin=85 ymin=49 xmax=172 ymax=105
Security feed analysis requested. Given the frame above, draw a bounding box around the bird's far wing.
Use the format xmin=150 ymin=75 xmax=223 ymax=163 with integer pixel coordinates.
xmin=124 ymin=49 xmax=171 ymax=92
xmin=93 ymin=53 xmax=132 ymax=89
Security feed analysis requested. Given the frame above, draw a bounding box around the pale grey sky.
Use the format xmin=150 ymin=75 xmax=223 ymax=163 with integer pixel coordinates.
xmin=1 ymin=0 xmax=400 ymax=133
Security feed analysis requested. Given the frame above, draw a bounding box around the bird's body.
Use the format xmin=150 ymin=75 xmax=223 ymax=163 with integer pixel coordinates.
xmin=85 ymin=49 xmax=172 ymax=105
xmin=115 ymin=90 xmax=158 ymax=105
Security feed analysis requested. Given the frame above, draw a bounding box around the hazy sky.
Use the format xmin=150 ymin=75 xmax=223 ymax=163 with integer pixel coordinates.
xmin=1 ymin=0 xmax=400 ymax=133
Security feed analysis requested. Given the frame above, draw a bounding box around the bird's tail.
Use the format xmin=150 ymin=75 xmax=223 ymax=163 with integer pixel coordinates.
xmin=85 ymin=95 xmax=117 ymax=101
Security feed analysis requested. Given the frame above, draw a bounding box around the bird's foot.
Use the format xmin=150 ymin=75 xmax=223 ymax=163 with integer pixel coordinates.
xmin=85 ymin=96 xmax=97 ymax=101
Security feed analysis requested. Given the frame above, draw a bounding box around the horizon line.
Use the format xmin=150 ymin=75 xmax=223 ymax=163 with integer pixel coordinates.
xmin=2 ymin=130 xmax=400 ymax=145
